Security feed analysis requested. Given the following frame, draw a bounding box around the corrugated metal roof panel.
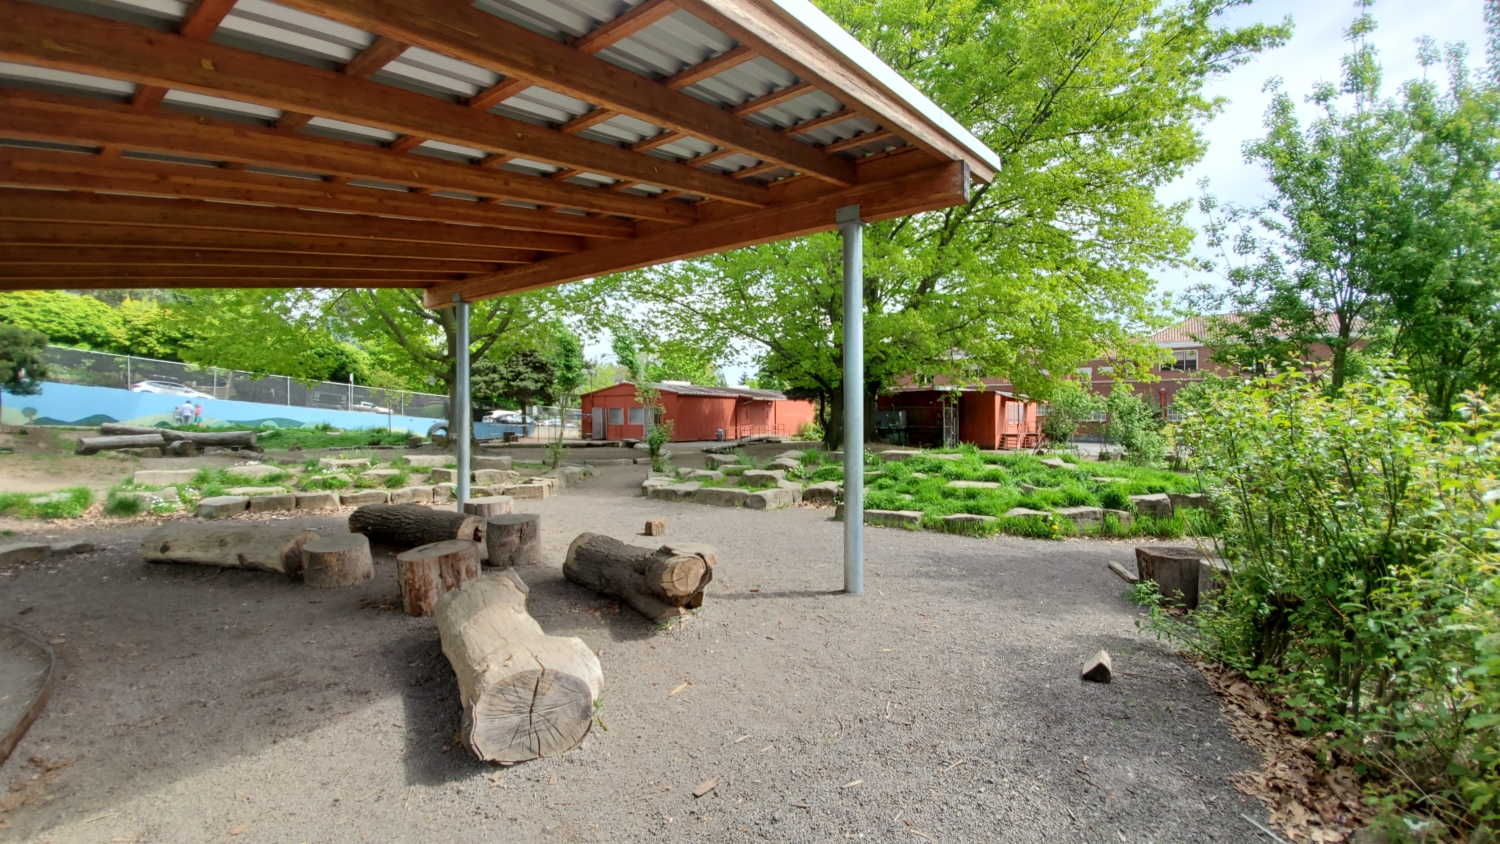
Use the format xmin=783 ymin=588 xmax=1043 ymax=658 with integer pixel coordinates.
xmin=216 ymin=0 xmax=371 ymax=67
xmin=378 ymin=46 xmax=499 ymax=100
xmin=0 ymin=61 xmax=136 ymax=99
xmin=300 ymin=116 xmax=398 ymax=143
xmin=162 ymin=89 xmax=284 ymax=122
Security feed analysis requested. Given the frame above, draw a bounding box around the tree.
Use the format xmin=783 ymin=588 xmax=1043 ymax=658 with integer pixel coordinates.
xmin=473 ymin=348 xmax=555 ymax=425
xmin=0 ymin=291 xmax=121 ymax=351
xmin=599 ymin=0 xmax=1288 ymax=447
xmin=0 ymin=324 xmax=48 ymax=431
xmin=1039 ymin=380 xmax=1104 ymax=447
xmin=611 ymin=329 xmax=672 ymax=467
xmin=548 ymin=329 xmax=586 ymax=466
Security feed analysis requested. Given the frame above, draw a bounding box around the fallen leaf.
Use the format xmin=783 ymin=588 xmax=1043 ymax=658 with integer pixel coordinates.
xmin=668 ymin=682 xmax=691 ymax=696
xmin=693 ymin=777 xmax=719 ymax=798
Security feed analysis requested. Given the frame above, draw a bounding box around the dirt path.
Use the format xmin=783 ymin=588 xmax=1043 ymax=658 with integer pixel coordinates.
xmin=0 ymin=465 xmax=1262 ymax=843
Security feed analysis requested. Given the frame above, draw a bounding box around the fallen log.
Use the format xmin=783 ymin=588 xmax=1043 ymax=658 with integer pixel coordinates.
xmin=562 ymin=533 xmax=717 ymax=623
xmin=436 ymin=571 xmax=603 ymax=763
xmin=301 ymin=534 xmax=374 ymax=588
xmin=139 ymin=522 xmax=317 ymax=576
xmin=100 ymin=423 xmax=256 ymax=447
xmin=75 ymin=434 xmax=164 ymax=455
xmin=485 ymin=513 xmax=540 ymax=568
xmin=396 ymin=539 xmax=480 ymax=616
xmin=348 ymin=504 xmax=483 ymax=551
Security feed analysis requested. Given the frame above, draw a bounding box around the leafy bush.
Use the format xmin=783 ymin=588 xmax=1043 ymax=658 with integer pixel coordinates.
xmin=795 ymin=420 xmax=824 ymax=442
xmin=1162 ymin=369 xmax=1500 ymax=835
xmin=1040 ymin=379 xmax=1105 ymax=446
xmin=1104 ymin=389 xmax=1167 ymax=466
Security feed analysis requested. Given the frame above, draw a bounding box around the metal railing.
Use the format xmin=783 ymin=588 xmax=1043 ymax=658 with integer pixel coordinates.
xmin=40 ymin=346 xmax=449 ymax=419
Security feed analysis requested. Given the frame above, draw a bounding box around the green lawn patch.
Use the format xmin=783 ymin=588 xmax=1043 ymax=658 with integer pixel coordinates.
xmin=0 ymin=487 xmax=94 ymax=519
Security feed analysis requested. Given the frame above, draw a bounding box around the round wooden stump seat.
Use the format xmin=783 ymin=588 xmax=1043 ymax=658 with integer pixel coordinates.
xmin=485 ymin=513 xmax=540 ymax=568
xmin=300 ymin=533 xmax=373 ymax=588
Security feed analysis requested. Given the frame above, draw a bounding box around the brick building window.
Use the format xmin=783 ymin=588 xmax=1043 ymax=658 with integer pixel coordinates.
xmin=1162 ymin=349 xmax=1198 ymax=372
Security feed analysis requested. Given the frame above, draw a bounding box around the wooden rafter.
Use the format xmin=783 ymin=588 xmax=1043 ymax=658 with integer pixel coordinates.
xmin=127 ymin=0 xmax=238 ymax=111
xmin=664 ymin=45 xmax=756 ymax=90
xmin=573 ymin=0 xmax=679 ymax=55
xmin=0 ymin=0 xmax=771 ymax=208
xmin=786 ymin=108 xmax=862 ymax=136
xmin=271 ymin=0 xmax=857 ymax=186
xmin=276 ymin=37 xmax=411 ymax=133
xmin=0 ymin=90 xmax=691 ymax=224
xmin=732 ymin=80 xmax=815 ymax=116
xmin=824 ymin=130 xmax=899 ymax=154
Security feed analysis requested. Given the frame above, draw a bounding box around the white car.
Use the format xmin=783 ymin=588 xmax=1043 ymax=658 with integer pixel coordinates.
xmin=484 ymin=410 xmax=525 ymax=424
xmin=352 ymin=400 xmax=392 ymax=414
xmin=130 ymin=380 xmax=214 ymax=399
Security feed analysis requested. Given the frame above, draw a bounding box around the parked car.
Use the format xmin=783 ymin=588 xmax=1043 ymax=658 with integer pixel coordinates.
xmin=484 ymin=410 xmax=525 ymax=424
xmin=352 ymin=400 xmax=391 ymax=414
xmin=129 ymin=380 xmax=214 ymax=399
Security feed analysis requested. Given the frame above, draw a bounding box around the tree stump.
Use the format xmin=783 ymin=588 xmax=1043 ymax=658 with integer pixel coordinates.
xmin=1134 ymin=546 xmax=1204 ymax=608
xmin=562 ymin=533 xmax=717 ymax=623
xmin=436 ymin=571 xmax=603 ymax=763
xmin=300 ymin=534 xmax=374 ymax=588
xmin=463 ymin=496 xmax=514 ymax=518
xmin=644 ymin=519 xmax=666 ymax=537
xmin=485 ymin=513 xmax=540 ymax=568
xmin=348 ymin=504 xmax=483 ymax=551
xmin=75 ymin=434 xmax=164 ymax=455
xmin=396 ymin=539 xmax=480 ymax=616
xmin=139 ymin=523 xmax=317 ymax=577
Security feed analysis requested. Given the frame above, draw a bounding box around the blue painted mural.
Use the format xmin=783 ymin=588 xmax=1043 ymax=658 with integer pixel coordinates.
xmin=0 ymin=381 xmax=446 ymax=433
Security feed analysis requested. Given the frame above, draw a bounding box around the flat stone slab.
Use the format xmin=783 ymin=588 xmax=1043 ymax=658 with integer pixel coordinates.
xmin=338 ymin=490 xmax=389 ymax=506
xmin=1131 ymin=493 xmax=1172 ymax=519
xmin=641 ymin=477 xmax=675 ymax=496
xmin=722 ymin=465 xmax=748 ymax=475
xmin=0 ymin=543 xmax=50 ymax=566
xmin=389 ymin=486 xmax=434 ymax=504
xmin=943 ymin=513 xmax=998 ymax=524
xmin=473 ymin=468 xmax=520 ymax=485
xmin=803 ymin=481 xmax=841 ymax=503
xmin=403 ymin=455 xmax=452 ymax=468
xmin=776 ymin=480 xmax=804 ymax=504
xmin=360 ymin=469 xmax=400 ymax=483
xmin=473 ymin=455 xmax=513 ymax=471
xmin=248 ymin=494 xmax=296 ymax=513
xmin=741 ymin=469 xmax=786 ymax=485
xmin=583 ymin=458 xmax=635 ymax=466
xmin=197 ymin=496 xmax=249 ymax=518
xmin=647 ymin=482 xmax=702 ymax=502
xmin=132 ymin=469 xmax=198 ymax=486
xmin=694 ymin=487 xmax=750 ymax=507
xmin=1039 ymin=458 xmax=1078 ymax=470
xmin=932 ymin=453 xmax=962 ymax=461
xmin=1168 ymin=492 xmax=1210 ymax=510
xmin=865 ymin=509 xmax=923 ymax=527
xmin=1056 ymin=506 xmax=1105 ymax=527
xmin=428 ymin=467 xmax=458 ymax=482
xmin=501 ymin=483 xmax=550 ymax=500
xmin=947 ymin=480 xmax=1001 ymax=490
xmin=225 ymin=486 xmax=289 ymax=497
xmin=880 ymin=450 xmax=921 ymax=462
xmin=49 ymin=540 xmax=94 ymax=555
xmin=773 ymin=450 xmax=806 ymax=461
xmin=767 ymin=457 xmax=800 ymax=471
xmin=1003 ymin=507 xmax=1050 ymax=518
xmin=688 ymin=470 xmax=724 ymax=482
xmin=295 ymin=492 xmax=339 ymax=510
xmin=705 ymin=454 xmax=739 ymax=468
xmin=223 ymin=464 xmax=284 ymax=480
xmin=1018 ymin=483 xmax=1047 ymax=495
xmin=746 ymin=486 xmax=798 ymax=510
xmin=319 ymin=458 xmax=372 ymax=469
xmin=1104 ymin=509 xmax=1134 ymax=529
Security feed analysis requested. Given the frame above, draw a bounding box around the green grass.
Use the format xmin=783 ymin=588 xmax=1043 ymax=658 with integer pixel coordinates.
xmin=155 ymin=422 xmax=413 ymax=450
xmin=0 ymin=487 xmax=94 ymax=519
xmin=299 ymin=474 xmax=352 ymax=491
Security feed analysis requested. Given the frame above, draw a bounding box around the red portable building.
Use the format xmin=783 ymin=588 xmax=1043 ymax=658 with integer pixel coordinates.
xmin=876 ymin=384 xmax=1039 ymax=449
xmin=579 ymin=383 xmax=817 ymax=442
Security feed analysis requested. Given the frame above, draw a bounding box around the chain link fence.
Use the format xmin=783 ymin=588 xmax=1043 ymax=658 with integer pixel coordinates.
xmin=41 ymin=346 xmax=449 ymax=420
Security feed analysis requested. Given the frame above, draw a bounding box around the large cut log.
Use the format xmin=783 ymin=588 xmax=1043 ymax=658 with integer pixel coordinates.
xmin=562 ymin=533 xmax=717 ymax=623
xmin=139 ymin=522 xmax=318 ymax=576
xmin=485 ymin=513 xmax=540 ymax=568
xmin=75 ymin=434 xmax=164 ymax=455
xmin=100 ymin=423 xmax=256 ymax=447
xmin=301 ymin=533 xmax=374 ymax=588
xmin=348 ymin=504 xmax=483 ymax=551
xmin=436 ymin=571 xmax=603 ymax=763
xmin=396 ymin=539 xmax=480 ymax=616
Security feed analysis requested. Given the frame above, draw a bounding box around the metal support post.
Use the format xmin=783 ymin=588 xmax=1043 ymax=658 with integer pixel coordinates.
xmin=454 ymin=295 xmax=471 ymax=511
xmin=837 ymin=204 xmax=864 ymax=594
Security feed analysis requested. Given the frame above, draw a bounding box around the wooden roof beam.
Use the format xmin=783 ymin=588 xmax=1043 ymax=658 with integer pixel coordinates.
xmin=129 ymin=0 xmax=239 ymax=111
xmin=0 ymin=246 xmax=507 ymax=272
xmin=0 ymin=277 xmax=440 ymax=291
xmin=732 ymin=80 xmax=815 ymax=116
xmin=0 ymin=0 xmax=768 ymax=208
xmin=663 ymin=45 xmax=756 ymax=90
xmin=277 ymin=36 xmax=411 ymax=133
xmin=573 ymin=0 xmax=678 ymax=55
xmin=0 ymin=265 xmax=469 ymax=282
xmin=271 ymin=0 xmax=856 ymax=186
xmin=0 ymin=89 xmax=666 ymax=228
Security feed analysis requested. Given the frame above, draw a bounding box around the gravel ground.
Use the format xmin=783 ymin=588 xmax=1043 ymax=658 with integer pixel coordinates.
xmin=0 ymin=464 xmax=1266 ymax=843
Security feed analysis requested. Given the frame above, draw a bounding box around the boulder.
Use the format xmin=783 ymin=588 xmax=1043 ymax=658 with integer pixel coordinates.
xmin=338 ymin=489 xmax=390 ymax=506
xmin=641 ymin=477 xmax=676 ymax=496
xmin=803 ymin=481 xmax=841 ymax=504
xmin=943 ymin=513 xmax=997 ymax=525
xmin=432 ymin=483 xmax=454 ymax=502
xmin=197 ymin=496 xmax=250 ymax=518
xmin=1168 ymin=492 xmax=1211 ymax=511
xmin=224 ymin=464 xmax=284 ymax=480
xmin=390 ymin=486 xmax=435 ymax=505
xmin=776 ymin=480 xmax=804 ymax=504
xmin=1103 ymin=509 xmax=1134 ymax=529
xmin=428 ymin=467 xmax=458 ymax=482
xmin=49 ymin=540 xmax=94 ymax=555
xmin=646 ymin=482 xmax=702 ymax=502
xmin=705 ymin=454 xmax=739 ymax=469
xmin=865 ymin=509 xmax=923 ymax=527
xmin=746 ymin=486 xmax=798 ymax=510
xmin=1003 ymin=507 xmax=1051 ymax=519
xmin=1130 ymin=493 xmax=1173 ymax=519
xmin=741 ymin=469 xmax=786 ymax=485
xmin=295 ymin=492 xmax=340 ymax=510
xmin=225 ymin=486 xmax=290 ymax=497
xmin=403 ymin=455 xmax=452 ymax=468
xmin=501 ymin=483 xmax=550 ymax=500
xmin=693 ymin=487 xmax=750 ymax=508
xmin=1056 ymin=506 xmax=1105 ymax=529
xmin=248 ymin=494 xmax=296 ymax=513
xmin=767 ymin=457 xmax=800 ymax=471
xmin=360 ymin=469 xmax=400 ymax=485
xmin=1039 ymin=458 xmax=1077 ymax=470
xmin=133 ymin=469 xmax=199 ymax=486
xmin=947 ymin=480 xmax=1001 ymax=490
xmin=688 ymin=470 xmax=724 ymax=482
xmin=0 ymin=543 xmax=50 ymax=566
xmin=1080 ymin=650 xmax=1112 ymax=683
xmin=473 ymin=455 xmax=513 ymax=471
xmin=473 ymin=468 xmax=520 ymax=485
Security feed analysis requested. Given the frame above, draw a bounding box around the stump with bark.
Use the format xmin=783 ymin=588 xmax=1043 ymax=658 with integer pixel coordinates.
xmin=1134 ymin=546 xmax=1204 ymax=608
xmin=75 ymin=434 xmax=166 ymax=455
xmin=562 ymin=533 xmax=717 ymax=622
xmin=349 ymin=504 xmax=482 ymax=551
xmin=436 ymin=570 xmax=603 ymax=763
xmin=396 ymin=539 xmax=480 ymax=616
xmin=485 ymin=513 xmax=540 ymax=568
xmin=139 ymin=522 xmax=318 ymax=576
xmin=100 ymin=424 xmax=256 ymax=447
xmin=463 ymin=496 xmax=514 ymax=519
xmin=301 ymin=534 xmax=374 ymax=587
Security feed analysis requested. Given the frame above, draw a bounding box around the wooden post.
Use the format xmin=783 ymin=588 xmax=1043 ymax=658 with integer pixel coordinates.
xmin=644 ymin=519 xmax=665 ymax=537
xmin=463 ymin=496 xmax=514 ymax=518
xmin=300 ymin=534 xmax=374 ymax=587
xmin=396 ymin=539 xmax=479 ymax=616
xmin=484 ymin=513 xmax=540 ymax=568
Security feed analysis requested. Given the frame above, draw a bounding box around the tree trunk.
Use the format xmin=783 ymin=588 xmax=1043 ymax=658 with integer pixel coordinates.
xmin=562 ymin=533 xmax=716 ymax=622
xmin=348 ymin=504 xmax=483 ymax=550
xmin=485 ymin=513 xmax=540 ymax=568
xmin=101 ymin=424 xmax=256 ymax=447
xmin=396 ymin=539 xmax=479 ymax=616
xmin=139 ymin=523 xmax=317 ymax=576
xmin=300 ymin=534 xmax=374 ymax=587
xmin=435 ymin=570 xmax=602 ymax=763
xmin=75 ymin=434 xmax=164 ymax=454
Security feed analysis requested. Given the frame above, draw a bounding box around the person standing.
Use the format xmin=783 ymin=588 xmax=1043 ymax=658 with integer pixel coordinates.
xmin=193 ymin=402 xmax=203 ymax=427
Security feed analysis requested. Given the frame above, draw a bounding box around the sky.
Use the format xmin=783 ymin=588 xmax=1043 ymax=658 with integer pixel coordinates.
xmin=586 ymin=0 xmax=1491 ymax=385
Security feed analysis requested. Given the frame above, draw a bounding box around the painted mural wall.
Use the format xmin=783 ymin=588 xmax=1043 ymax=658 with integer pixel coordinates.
xmin=0 ymin=381 xmax=445 ymax=433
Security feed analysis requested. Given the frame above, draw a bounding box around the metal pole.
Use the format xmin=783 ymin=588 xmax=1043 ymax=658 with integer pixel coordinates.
xmin=838 ymin=204 xmax=864 ymax=594
xmin=454 ymin=295 xmax=471 ymax=511
xmin=285 ymin=376 xmax=291 ymax=406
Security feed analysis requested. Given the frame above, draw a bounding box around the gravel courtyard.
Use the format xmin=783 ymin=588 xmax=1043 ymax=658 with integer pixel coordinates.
xmin=0 ymin=464 xmax=1265 ymax=843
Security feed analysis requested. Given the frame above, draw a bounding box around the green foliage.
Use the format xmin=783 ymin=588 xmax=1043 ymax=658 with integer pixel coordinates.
xmin=473 ymin=348 xmax=554 ymax=412
xmin=102 ymin=491 xmax=144 ymax=517
xmin=0 ymin=487 xmax=93 ymax=520
xmin=1167 ymin=368 xmax=1500 ymax=835
xmin=795 ymin=420 xmax=824 ymax=442
xmin=0 ymin=323 xmax=48 ymax=397
xmin=1103 ymin=389 xmax=1167 ymax=466
xmin=1040 ymin=380 xmax=1104 ymax=446
xmin=0 ymin=291 xmax=123 ymax=351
